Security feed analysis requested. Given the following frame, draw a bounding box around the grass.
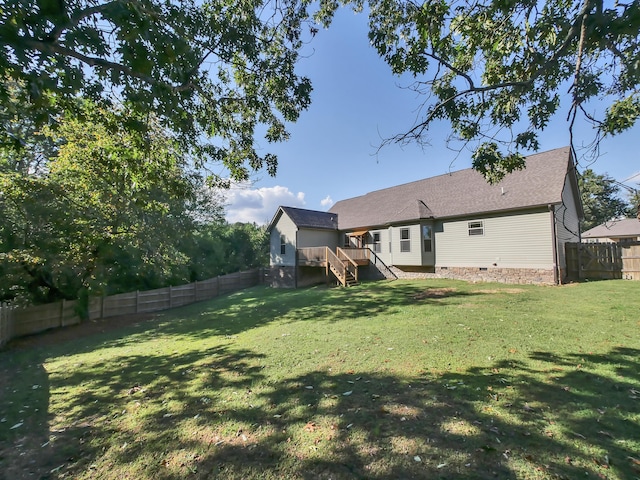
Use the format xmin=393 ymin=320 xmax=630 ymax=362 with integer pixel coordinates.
xmin=1 ymin=279 xmax=639 ymax=479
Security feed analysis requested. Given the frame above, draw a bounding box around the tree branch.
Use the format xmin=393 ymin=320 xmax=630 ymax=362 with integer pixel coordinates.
xmin=21 ymin=37 xmax=199 ymax=94
xmin=46 ymin=1 xmax=122 ymax=43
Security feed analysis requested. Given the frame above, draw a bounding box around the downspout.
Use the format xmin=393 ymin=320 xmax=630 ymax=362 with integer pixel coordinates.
xmin=294 ymin=229 xmax=298 ymax=288
xmin=548 ymin=204 xmax=560 ymax=285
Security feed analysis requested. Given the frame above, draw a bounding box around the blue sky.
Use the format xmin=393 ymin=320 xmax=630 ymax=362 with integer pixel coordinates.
xmin=224 ymin=9 xmax=640 ymax=224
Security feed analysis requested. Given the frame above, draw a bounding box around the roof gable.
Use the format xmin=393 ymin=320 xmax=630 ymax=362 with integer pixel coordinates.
xmin=267 ymin=206 xmax=338 ymax=231
xmin=330 ymin=147 xmax=574 ymax=230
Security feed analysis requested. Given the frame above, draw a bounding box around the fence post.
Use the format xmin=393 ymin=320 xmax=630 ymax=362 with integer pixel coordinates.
xmin=169 ymin=285 xmax=173 ymax=308
xmin=0 ymin=302 xmax=8 ymax=347
xmin=100 ymin=296 xmax=105 ymax=319
xmin=60 ymin=299 xmax=66 ymax=328
xmin=194 ymin=280 xmax=198 ymax=302
xmin=136 ymin=290 xmax=140 ymax=314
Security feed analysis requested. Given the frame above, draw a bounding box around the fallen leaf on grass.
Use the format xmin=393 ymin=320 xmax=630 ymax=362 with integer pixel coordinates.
xmin=598 ymin=430 xmax=614 ymax=438
xmin=343 ymin=390 xmax=353 ymax=396
xmin=10 ymin=422 xmax=23 ymax=429
xmin=304 ymin=422 xmax=316 ymax=432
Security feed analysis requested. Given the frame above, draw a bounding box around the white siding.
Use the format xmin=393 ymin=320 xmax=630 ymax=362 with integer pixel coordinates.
xmin=554 ymin=174 xmax=581 ymax=269
xmin=435 ymin=210 xmax=555 ymax=268
xmin=298 ymin=229 xmax=339 ymax=249
xmin=270 ymin=213 xmax=298 ymax=267
xmin=390 ymin=224 xmax=423 ymax=266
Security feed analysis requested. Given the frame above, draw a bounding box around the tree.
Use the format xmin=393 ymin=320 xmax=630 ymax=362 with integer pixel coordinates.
xmin=187 ymin=221 xmax=268 ymax=280
xmin=628 ymin=190 xmax=640 ymax=219
xmin=578 ymin=169 xmax=631 ymax=231
xmin=0 ymin=0 xmax=314 ymax=182
xmin=316 ymin=0 xmax=640 ymax=182
xmin=0 ymin=102 xmax=214 ymax=304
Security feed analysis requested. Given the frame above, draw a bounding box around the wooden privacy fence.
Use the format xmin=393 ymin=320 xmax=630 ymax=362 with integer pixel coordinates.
xmin=565 ymin=242 xmax=640 ymax=281
xmin=0 ymin=269 xmax=265 ymax=348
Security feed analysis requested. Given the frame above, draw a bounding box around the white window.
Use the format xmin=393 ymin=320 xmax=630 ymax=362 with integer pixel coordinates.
xmin=280 ymin=235 xmax=286 ymax=254
xmin=468 ymin=221 xmax=484 ymax=236
xmin=400 ymin=228 xmax=410 ymax=252
xmin=372 ymin=232 xmax=381 ymax=253
xmin=343 ymin=234 xmax=351 ymax=247
xmin=422 ymin=225 xmax=432 ymax=252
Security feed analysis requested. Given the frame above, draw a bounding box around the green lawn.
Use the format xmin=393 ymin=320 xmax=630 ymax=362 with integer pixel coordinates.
xmin=1 ymin=279 xmax=639 ymax=479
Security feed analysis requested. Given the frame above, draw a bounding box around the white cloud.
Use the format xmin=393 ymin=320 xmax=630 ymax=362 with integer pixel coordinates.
xmin=320 ymin=195 xmax=334 ymax=208
xmin=224 ymin=184 xmax=306 ymax=224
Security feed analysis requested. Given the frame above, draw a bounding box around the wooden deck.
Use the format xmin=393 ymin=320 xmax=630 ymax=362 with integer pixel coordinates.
xmin=297 ymin=247 xmax=370 ymax=286
xmin=297 ymin=247 xmax=371 ymax=267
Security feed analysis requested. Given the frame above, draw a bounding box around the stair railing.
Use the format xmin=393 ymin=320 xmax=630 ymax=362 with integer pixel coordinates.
xmin=336 ymin=247 xmax=359 ymax=284
xmin=366 ymin=247 xmax=398 ymax=280
xmin=326 ymin=248 xmax=347 ymax=286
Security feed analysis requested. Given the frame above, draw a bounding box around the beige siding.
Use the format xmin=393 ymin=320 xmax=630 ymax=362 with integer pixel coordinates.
xmin=554 ymin=175 xmax=581 ymax=269
xmin=367 ymin=228 xmax=392 ymax=265
xmin=435 ymin=210 xmax=555 ymax=268
xmin=298 ymin=229 xmax=338 ymax=249
xmin=390 ymin=224 xmax=423 ymax=266
xmin=270 ymin=213 xmax=297 ymax=267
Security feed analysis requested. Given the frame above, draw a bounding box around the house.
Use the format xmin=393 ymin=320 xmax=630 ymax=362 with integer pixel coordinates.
xmin=582 ymin=218 xmax=640 ymax=243
xmin=267 ymin=147 xmax=583 ymax=287
xmin=268 ymin=206 xmax=339 ymax=287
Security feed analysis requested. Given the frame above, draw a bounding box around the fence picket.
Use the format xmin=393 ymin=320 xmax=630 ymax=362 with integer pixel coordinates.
xmin=566 ymin=241 xmax=640 ymax=280
xmin=0 ymin=268 xmax=264 ymax=346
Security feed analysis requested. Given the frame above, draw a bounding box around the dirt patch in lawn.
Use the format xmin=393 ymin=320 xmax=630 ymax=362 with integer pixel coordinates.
xmin=412 ymin=287 xmax=458 ymax=300
xmin=475 ymin=288 xmax=525 ymax=294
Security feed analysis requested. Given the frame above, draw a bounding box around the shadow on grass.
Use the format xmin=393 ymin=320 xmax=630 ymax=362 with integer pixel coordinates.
xmin=2 ymin=343 xmax=639 ymax=479
xmin=144 ymin=282 xmax=486 ymax=341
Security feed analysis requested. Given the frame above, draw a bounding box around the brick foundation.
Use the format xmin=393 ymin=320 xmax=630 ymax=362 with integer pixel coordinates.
xmin=391 ymin=266 xmax=556 ymax=285
xmin=270 ymin=266 xmax=296 ymax=288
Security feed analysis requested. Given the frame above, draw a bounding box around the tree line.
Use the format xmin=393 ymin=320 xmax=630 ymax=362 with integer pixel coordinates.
xmin=0 ymin=100 xmax=268 ymax=307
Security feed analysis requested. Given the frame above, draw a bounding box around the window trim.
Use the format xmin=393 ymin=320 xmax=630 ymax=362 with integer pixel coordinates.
xmin=468 ymin=220 xmax=484 ymax=236
xmin=372 ymin=232 xmax=381 ymax=253
xmin=422 ymin=225 xmax=432 ymax=253
xmin=400 ymin=228 xmax=411 ymax=252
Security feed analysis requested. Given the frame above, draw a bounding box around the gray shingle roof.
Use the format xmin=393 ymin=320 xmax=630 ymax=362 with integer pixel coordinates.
xmin=582 ymin=218 xmax=640 ymax=238
xmin=275 ymin=206 xmax=338 ymax=230
xmin=329 ymin=147 xmax=576 ymax=230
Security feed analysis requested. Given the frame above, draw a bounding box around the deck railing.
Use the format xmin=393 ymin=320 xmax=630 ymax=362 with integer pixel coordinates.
xmin=326 ymin=248 xmax=347 ymax=285
xmin=336 ymin=247 xmax=359 ymax=284
xmin=297 ymin=247 xmax=328 ymax=266
xmin=340 ymin=247 xmax=370 ymax=263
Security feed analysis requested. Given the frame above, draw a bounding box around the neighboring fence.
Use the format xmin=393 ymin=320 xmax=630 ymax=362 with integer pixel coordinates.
xmin=565 ymin=242 xmax=640 ymax=281
xmin=0 ymin=269 xmax=265 ymax=348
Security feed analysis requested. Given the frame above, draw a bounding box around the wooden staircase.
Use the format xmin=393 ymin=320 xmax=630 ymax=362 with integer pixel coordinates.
xmin=327 ymin=248 xmax=359 ymax=287
xmin=343 ymin=269 xmax=358 ymax=287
